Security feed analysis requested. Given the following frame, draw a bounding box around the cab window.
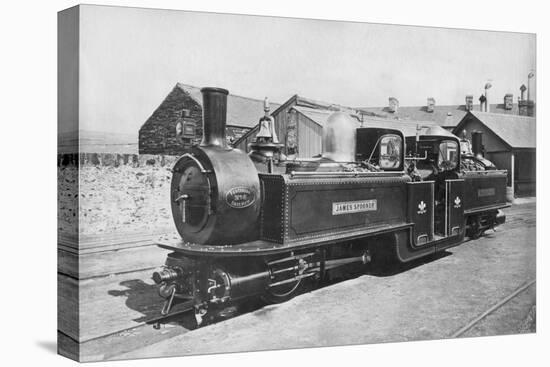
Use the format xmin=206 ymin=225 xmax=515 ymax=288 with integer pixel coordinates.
xmin=438 ymin=140 xmax=458 ymax=170
xmin=379 ymin=134 xmax=402 ymax=169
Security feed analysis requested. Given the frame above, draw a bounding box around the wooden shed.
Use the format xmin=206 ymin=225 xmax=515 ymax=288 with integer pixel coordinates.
xmin=234 ymin=94 xmax=357 ymax=158
xmin=453 ymin=111 xmax=536 ymax=197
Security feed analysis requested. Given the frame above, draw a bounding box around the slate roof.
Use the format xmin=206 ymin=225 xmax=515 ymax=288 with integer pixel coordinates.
xmin=176 ymin=83 xmax=281 ymax=128
xmin=357 ymin=103 xmax=527 ymax=129
xmin=454 ymin=111 xmax=536 ymax=149
xmin=291 ymin=106 xmax=450 ymax=139
xmin=360 ymin=116 xmax=441 ymax=137
xmin=290 ymin=106 xmax=354 ymax=128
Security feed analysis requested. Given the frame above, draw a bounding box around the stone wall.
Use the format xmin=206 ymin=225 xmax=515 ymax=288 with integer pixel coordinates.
xmin=58 ymin=153 xmax=178 ymax=236
xmin=138 ymin=86 xmax=203 ymax=155
xmin=58 ymin=164 xmax=79 ymax=236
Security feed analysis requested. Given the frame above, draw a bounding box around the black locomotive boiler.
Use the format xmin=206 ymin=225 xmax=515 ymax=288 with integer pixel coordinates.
xmin=152 ymin=87 xmax=509 ymax=323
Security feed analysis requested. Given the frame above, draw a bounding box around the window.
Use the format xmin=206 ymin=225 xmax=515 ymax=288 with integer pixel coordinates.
xmin=183 ymin=123 xmax=195 ymax=136
xmin=379 ymin=134 xmax=402 ymax=169
xmin=438 ymin=140 xmax=458 ymax=170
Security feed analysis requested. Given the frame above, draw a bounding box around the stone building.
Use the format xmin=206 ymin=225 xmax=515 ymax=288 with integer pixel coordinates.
xmin=138 ymin=83 xmax=280 ymax=155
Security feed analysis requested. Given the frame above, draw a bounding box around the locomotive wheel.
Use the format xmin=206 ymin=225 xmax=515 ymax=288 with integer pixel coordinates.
xmin=261 ymin=253 xmax=320 ymax=304
xmin=467 ymin=215 xmax=484 ymax=239
xmin=261 ymin=279 xmax=304 ymax=304
xmin=261 ymin=275 xmax=320 ymax=304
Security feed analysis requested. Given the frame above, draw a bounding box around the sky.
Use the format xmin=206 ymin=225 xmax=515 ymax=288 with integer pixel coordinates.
xmin=70 ymin=5 xmax=536 ymax=135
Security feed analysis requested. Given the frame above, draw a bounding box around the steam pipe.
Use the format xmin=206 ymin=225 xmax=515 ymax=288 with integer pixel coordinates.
xmin=484 ymin=82 xmax=492 ymax=112
xmin=200 ymin=87 xmax=229 ymax=148
xmin=527 ymin=72 xmax=534 ymax=101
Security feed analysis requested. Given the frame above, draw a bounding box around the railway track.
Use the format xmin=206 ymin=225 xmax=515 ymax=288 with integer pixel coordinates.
xmin=115 ymin=203 xmax=538 ymax=333
xmin=450 ymin=279 xmax=536 ymax=338
xmin=68 ymin=201 xmax=535 ymax=360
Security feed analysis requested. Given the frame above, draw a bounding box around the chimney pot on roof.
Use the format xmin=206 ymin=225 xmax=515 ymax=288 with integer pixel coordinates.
xmin=388 ymin=97 xmax=399 ymax=113
xmin=427 ymin=97 xmax=435 ymax=113
xmin=504 ymin=93 xmax=513 ymax=110
xmin=465 ymin=95 xmax=474 ymax=111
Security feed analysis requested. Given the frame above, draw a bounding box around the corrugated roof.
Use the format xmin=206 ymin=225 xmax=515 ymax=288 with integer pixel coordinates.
xmin=176 ymin=83 xmax=281 ymax=128
xmin=464 ymin=111 xmax=536 ymax=149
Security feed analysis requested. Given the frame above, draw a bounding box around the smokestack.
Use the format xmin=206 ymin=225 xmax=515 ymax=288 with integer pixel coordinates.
xmin=471 ymin=131 xmax=484 ymax=158
xmin=200 ymin=87 xmax=229 ymax=148
xmin=484 ymin=82 xmax=492 ymax=112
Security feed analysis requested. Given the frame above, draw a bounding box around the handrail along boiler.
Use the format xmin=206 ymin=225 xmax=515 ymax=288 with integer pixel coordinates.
xmin=152 ymin=87 xmax=509 ymax=322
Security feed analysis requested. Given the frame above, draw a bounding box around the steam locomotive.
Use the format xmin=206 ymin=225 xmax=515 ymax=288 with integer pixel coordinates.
xmin=152 ymin=87 xmax=509 ymax=323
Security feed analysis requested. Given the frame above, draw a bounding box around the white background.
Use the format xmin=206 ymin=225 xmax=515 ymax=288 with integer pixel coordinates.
xmin=0 ymin=0 xmax=547 ymax=366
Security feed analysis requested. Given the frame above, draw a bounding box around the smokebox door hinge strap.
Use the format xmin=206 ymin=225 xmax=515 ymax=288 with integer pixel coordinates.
xmin=160 ymin=286 xmax=176 ymax=316
xmin=181 ymin=153 xmax=211 ymax=174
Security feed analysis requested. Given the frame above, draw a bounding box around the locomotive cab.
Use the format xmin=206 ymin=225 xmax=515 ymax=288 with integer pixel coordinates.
xmin=404 ymin=127 xmax=462 ymax=236
xmin=406 ymin=127 xmax=460 ymax=181
xmin=356 ymin=127 xmax=405 ymax=171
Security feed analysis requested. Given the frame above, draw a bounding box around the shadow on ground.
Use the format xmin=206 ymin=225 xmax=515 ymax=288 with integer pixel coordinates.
xmin=108 ymin=250 xmax=454 ymax=330
xmin=108 ymin=279 xmax=165 ymax=323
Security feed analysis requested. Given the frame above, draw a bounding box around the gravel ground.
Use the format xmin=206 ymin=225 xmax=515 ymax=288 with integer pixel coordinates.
xmin=113 ymin=202 xmax=536 ymax=361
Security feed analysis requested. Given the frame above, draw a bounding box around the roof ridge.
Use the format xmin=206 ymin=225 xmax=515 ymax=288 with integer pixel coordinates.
xmin=297 ymin=95 xmax=355 ymax=110
xmin=176 ymin=82 xmax=281 ymax=105
xmin=470 ymin=110 xmax=536 ymax=120
xmin=292 ymin=106 xmax=335 ymax=114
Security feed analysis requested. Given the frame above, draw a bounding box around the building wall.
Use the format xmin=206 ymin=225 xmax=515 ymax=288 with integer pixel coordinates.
xmin=514 ymin=150 xmax=536 ymax=195
xmin=487 ymin=151 xmax=512 ymax=185
xmin=227 ymin=126 xmax=252 ymax=144
xmin=233 ymin=126 xmax=257 ymax=152
xmin=456 ymin=117 xmax=509 ymax=153
xmin=272 ymin=97 xmax=298 ymax=154
xmin=297 ymin=114 xmax=323 ymax=158
xmin=138 ymin=86 xmax=203 ymax=155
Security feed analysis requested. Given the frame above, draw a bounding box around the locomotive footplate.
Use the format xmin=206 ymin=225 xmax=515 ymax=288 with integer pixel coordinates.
xmin=156 ymin=222 xmax=412 ymax=257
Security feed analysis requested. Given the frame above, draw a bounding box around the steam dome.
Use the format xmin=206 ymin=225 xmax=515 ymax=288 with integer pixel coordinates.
xmin=322 ymin=112 xmax=358 ymax=162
